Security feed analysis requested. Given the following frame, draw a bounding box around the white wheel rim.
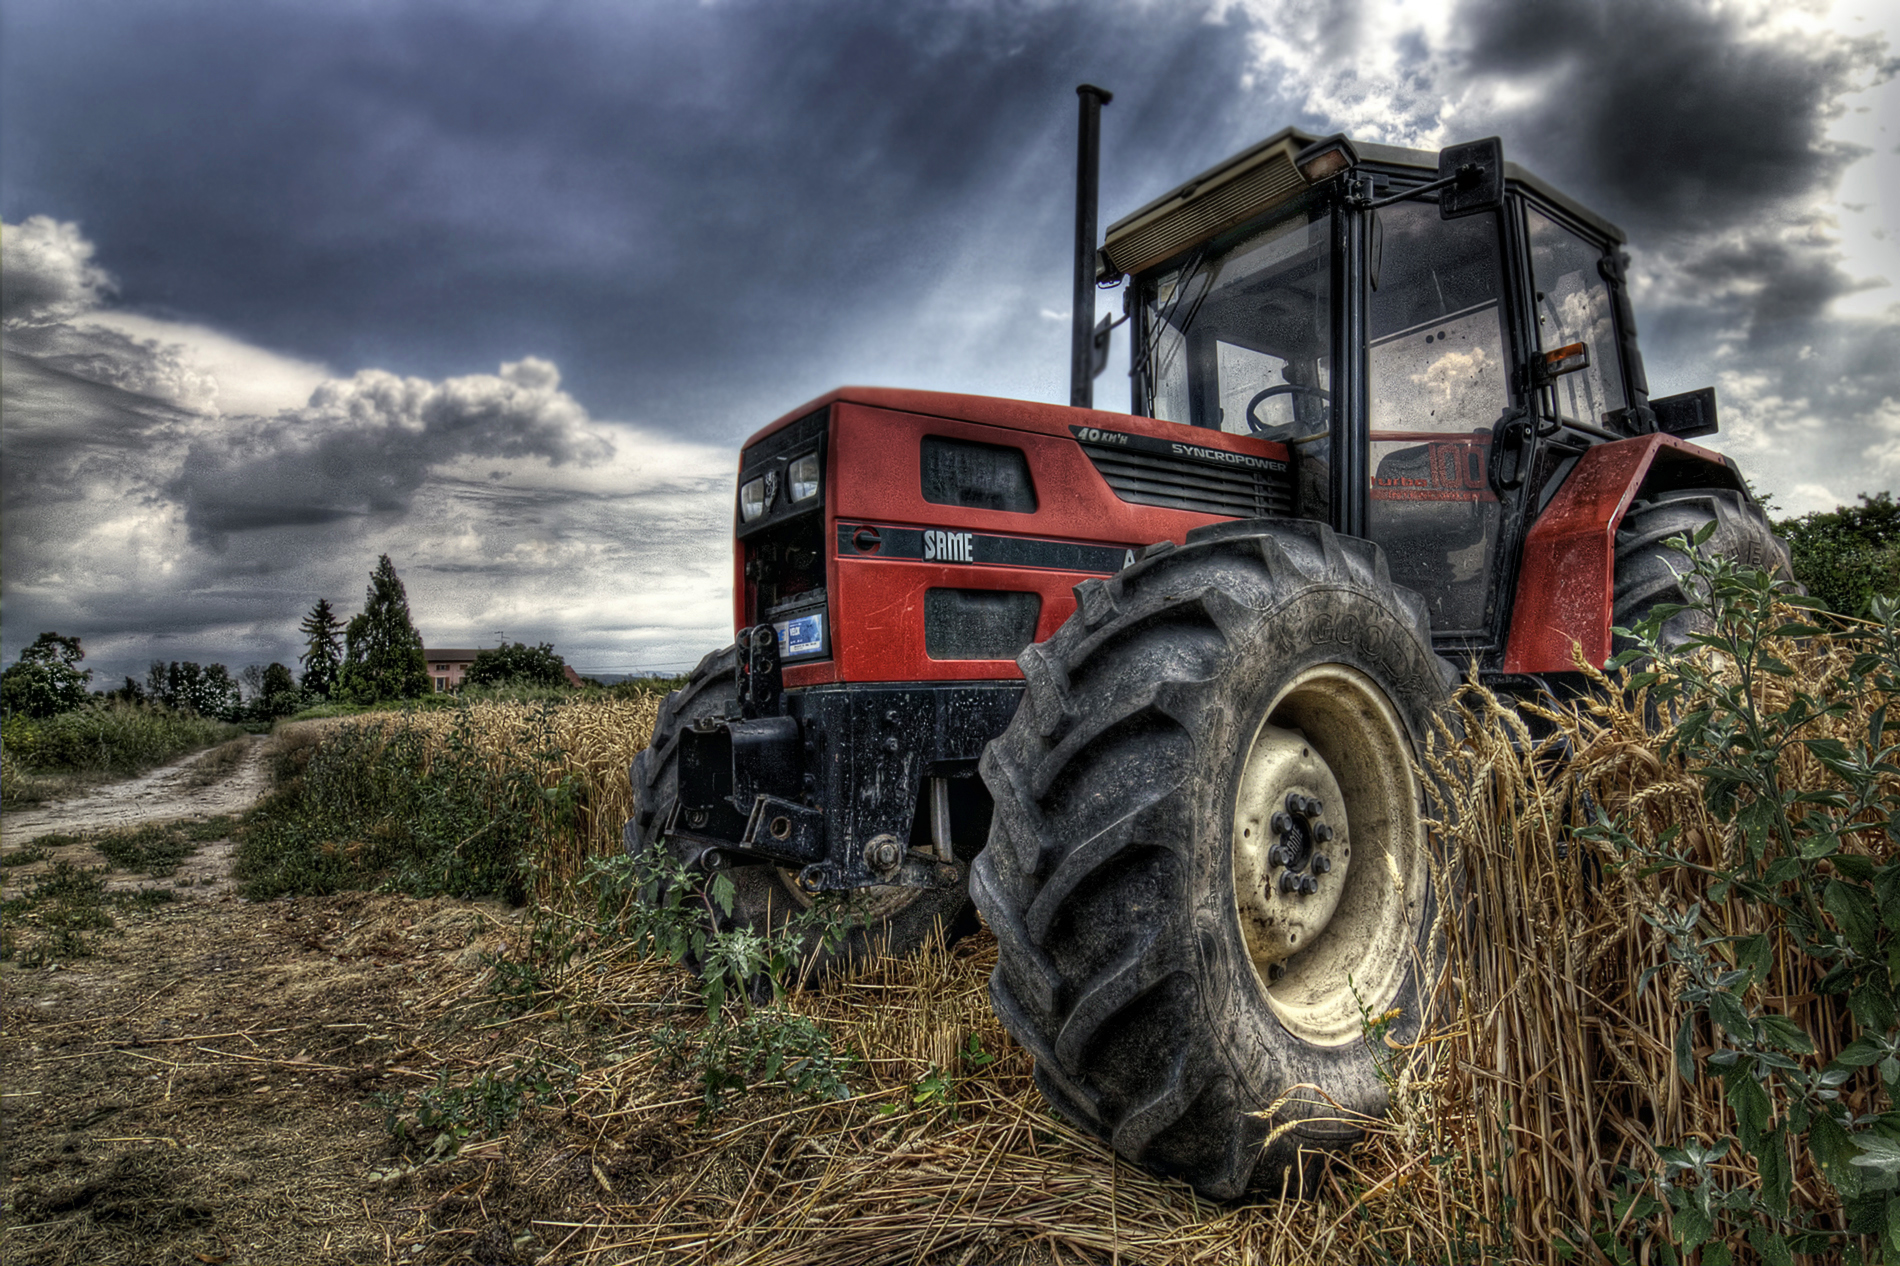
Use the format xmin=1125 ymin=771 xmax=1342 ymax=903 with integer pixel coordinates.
xmin=1232 ymin=664 xmax=1428 ymax=1047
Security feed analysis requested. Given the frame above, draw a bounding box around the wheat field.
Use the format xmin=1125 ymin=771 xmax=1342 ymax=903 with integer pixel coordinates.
xmin=320 ymin=629 xmax=1890 ymax=1263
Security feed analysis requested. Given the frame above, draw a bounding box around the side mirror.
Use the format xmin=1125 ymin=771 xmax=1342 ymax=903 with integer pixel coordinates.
xmin=1651 ymin=386 xmax=1719 ymax=438
xmin=1438 ymin=137 xmax=1503 ymax=219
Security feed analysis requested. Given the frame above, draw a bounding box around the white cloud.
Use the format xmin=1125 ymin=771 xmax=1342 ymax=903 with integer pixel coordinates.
xmin=1 ymin=216 xmax=117 ymax=326
xmin=2 ymin=219 xmax=737 ymax=681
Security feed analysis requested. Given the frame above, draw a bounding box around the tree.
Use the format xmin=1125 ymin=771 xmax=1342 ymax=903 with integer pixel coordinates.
xmin=2 ymin=633 xmax=93 ymax=718
xmin=463 ymin=642 xmax=571 ymax=690
xmin=148 ymin=661 xmax=242 ymax=720
xmin=249 ymin=662 xmax=302 ymax=720
xmin=298 ymin=599 xmax=345 ymax=698
xmin=1775 ymin=491 xmax=1900 ymax=616
xmin=336 ymin=555 xmax=431 ymax=704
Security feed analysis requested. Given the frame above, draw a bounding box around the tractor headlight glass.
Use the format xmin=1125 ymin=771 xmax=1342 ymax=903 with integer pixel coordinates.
xmin=789 ymin=453 xmax=820 ymax=502
xmin=739 ymin=476 xmax=769 ymax=522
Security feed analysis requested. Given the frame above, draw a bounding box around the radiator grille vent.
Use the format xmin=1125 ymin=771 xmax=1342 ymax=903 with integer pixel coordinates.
xmin=1080 ymin=442 xmax=1295 ymax=519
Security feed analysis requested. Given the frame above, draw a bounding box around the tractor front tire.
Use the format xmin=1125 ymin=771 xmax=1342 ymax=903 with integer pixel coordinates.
xmin=626 ymin=645 xmax=977 ymax=984
xmin=1612 ymin=487 xmax=1796 ymax=653
xmin=970 ymin=520 xmax=1454 ymax=1199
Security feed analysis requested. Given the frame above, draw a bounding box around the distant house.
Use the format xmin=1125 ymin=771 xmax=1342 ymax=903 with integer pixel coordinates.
xmin=422 ymin=648 xmax=587 ymax=692
xmin=423 ymin=649 xmax=479 ymax=693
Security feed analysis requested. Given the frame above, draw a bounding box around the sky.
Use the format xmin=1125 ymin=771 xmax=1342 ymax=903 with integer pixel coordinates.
xmin=3 ymin=0 xmax=1896 ymax=687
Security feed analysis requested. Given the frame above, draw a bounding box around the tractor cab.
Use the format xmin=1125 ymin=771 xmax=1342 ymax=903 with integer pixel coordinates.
xmin=1108 ymin=129 xmax=1706 ymax=654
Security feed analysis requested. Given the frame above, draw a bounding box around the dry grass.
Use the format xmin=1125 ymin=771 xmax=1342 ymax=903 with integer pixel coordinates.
xmin=1411 ymin=630 xmax=1895 ymax=1260
xmin=284 ymin=628 xmax=1888 ymax=1263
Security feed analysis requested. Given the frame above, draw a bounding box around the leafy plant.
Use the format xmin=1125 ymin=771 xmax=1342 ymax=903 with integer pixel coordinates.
xmin=1777 ymin=491 xmax=1900 ymax=618
xmin=1588 ymin=524 xmax=1900 ymax=1263
xmin=464 ymin=642 xmax=572 ymax=691
xmin=1 ymin=632 xmax=92 ymax=718
xmin=592 ymin=847 xmax=856 ymax=1116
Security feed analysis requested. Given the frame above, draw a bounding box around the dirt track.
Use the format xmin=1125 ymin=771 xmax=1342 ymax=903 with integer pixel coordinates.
xmin=0 ymin=731 xmax=532 ymax=1265
xmin=1 ymin=735 xmax=275 ymax=846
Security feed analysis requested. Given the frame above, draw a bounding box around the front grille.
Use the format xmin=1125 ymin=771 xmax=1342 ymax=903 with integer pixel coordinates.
xmin=1080 ymin=441 xmax=1295 ymax=519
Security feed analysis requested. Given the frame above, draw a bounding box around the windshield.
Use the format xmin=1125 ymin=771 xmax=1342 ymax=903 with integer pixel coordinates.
xmin=1138 ymin=194 xmax=1332 ymax=440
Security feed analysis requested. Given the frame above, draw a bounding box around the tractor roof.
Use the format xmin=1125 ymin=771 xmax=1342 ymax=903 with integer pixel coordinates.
xmin=1101 ymin=127 xmax=1625 ymax=280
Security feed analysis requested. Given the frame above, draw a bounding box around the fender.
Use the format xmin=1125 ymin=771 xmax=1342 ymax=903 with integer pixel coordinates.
xmin=1503 ymin=433 xmax=1741 ymax=675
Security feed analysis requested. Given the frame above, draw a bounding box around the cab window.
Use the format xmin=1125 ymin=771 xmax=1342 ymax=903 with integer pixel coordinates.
xmin=1526 ymin=206 xmax=1626 ymax=427
xmin=1364 ymin=199 xmax=1511 ymax=636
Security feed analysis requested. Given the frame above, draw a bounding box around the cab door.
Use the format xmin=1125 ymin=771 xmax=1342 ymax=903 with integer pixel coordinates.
xmin=1361 ymin=196 xmax=1522 ymax=641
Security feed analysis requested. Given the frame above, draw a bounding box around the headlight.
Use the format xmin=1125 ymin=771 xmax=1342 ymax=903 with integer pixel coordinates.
xmin=739 ymin=476 xmax=769 ymax=522
xmin=789 ymin=452 xmax=820 ymax=502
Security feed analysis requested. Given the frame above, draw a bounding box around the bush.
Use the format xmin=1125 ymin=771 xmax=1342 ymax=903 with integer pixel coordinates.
xmin=2 ymin=701 xmax=241 ymax=778
xmin=1778 ymin=491 xmax=1900 ymax=617
xmin=464 ymin=642 xmax=570 ymax=690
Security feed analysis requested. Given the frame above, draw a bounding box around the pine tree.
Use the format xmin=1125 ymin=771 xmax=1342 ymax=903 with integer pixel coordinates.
xmin=298 ymin=599 xmax=345 ymax=698
xmin=336 ymin=555 xmax=431 ymax=704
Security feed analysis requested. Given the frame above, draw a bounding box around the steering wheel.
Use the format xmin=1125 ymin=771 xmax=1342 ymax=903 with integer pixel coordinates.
xmin=1245 ymin=382 xmax=1332 ymax=437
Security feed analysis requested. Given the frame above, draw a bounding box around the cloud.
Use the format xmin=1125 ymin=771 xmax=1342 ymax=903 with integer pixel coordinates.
xmin=1222 ymin=0 xmax=1898 ymax=515
xmin=0 ymin=215 xmax=116 ymax=326
xmin=168 ymin=357 xmax=615 ymax=543
xmin=2 ymin=219 xmax=729 ymax=681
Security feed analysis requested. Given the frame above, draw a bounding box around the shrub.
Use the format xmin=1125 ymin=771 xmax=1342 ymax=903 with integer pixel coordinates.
xmin=1778 ymin=491 xmax=1900 ymax=617
xmin=2 ymin=701 xmax=241 ymax=778
xmin=463 ymin=642 xmax=570 ymax=690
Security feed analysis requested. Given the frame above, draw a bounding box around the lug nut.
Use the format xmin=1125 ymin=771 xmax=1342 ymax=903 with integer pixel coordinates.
xmin=867 ymin=835 xmax=902 ymax=871
xmin=1300 ymin=874 xmax=1319 ymax=895
xmin=1270 ymin=811 xmax=1292 ymax=837
xmin=1268 ymin=843 xmax=1290 ymax=867
xmin=1314 ymin=823 xmax=1333 ymax=843
xmin=1280 ymin=871 xmax=1302 ymax=894
xmin=1313 ymin=854 xmax=1332 ymax=874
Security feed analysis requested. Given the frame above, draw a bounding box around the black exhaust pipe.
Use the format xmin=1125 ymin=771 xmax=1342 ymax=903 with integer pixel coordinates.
xmin=1071 ymin=83 xmax=1112 ymax=409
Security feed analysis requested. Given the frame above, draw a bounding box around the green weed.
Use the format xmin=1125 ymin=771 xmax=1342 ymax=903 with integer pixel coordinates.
xmin=96 ymin=823 xmax=198 ymax=876
xmin=1587 ymin=533 xmax=1900 ymax=1264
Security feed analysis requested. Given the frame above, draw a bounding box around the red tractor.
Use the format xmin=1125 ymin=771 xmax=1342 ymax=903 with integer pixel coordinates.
xmin=626 ymin=91 xmax=1789 ymax=1198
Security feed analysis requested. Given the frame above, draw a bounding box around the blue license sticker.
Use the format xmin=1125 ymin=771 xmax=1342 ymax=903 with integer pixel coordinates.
xmin=775 ymin=613 xmax=824 ymax=657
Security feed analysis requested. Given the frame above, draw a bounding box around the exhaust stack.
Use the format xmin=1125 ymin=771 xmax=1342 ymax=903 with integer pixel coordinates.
xmin=1071 ymin=83 xmax=1113 ymax=409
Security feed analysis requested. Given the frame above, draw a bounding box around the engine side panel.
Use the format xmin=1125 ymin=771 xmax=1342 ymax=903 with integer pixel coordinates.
xmin=735 ymin=393 xmax=1294 ymax=687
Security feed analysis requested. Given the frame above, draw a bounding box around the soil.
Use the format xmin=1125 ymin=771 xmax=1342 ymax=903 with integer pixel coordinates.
xmin=2 ymin=736 xmax=276 ymax=845
xmin=0 ymin=731 xmax=538 ymax=1266
xmin=0 ymin=733 xmax=1088 ymax=1266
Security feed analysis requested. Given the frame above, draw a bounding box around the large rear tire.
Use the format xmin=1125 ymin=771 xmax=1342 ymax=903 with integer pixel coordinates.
xmin=970 ymin=520 xmax=1455 ymax=1199
xmin=625 ymin=646 xmax=978 ymax=983
xmin=1613 ymin=487 xmax=1795 ymax=652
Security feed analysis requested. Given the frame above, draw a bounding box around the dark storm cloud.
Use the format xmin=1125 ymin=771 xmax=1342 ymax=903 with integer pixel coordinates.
xmin=1453 ymin=0 xmax=1884 ymax=231
xmin=0 ymin=0 xmax=1259 ymax=435
xmin=1405 ymin=0 xmax=1899 ymax=502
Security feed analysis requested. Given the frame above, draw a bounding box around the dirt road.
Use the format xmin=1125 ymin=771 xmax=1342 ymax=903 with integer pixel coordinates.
xmin=0 ymin=728 xmax=529 ymax=1266
xmin=1 ymin=735 xmax=275 ymax=846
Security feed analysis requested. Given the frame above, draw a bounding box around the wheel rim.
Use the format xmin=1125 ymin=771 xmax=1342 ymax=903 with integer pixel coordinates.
xmin=1231 ymin=664 xmax=1428 ymax=1047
